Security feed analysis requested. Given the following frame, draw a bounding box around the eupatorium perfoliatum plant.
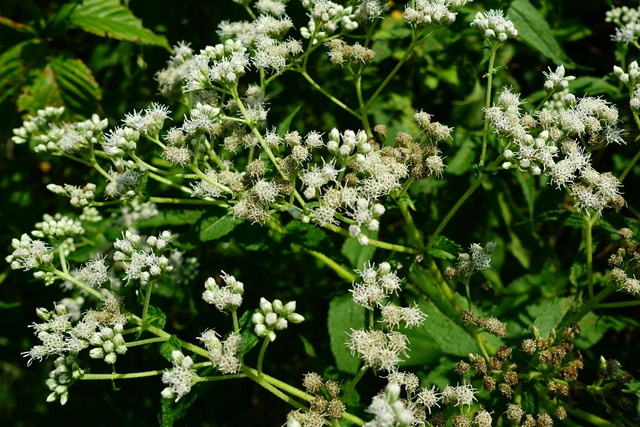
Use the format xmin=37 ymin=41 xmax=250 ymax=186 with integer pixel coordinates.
xmin=6 ymin=1 xmax=640 ymax=425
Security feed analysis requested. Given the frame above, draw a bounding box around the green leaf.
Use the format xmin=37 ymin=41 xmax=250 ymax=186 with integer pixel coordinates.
xmin=276 ymin=103 xmax=301 ymax=135
xmin=508 ymin=0 xmax=576 ymax=67
xmin=427 ymin=235 xmax=463 ymax=261
xmin=146 ymin=305 xmax=167 ymax=330
xmin=515 ymin=172 xmax=536 ymax=219
xmin=138 ymin=209 xmax=205 ymax=228
xmin=159 ymin=335 xmax=182 ymax=362
xmin=69 ymin=0 xmax=170 ymax=50
xmin=403 ymin=299 xmax=481 ymax=362
xmin=298 ymin=333 xmax=317 ymax=357
xmin=341 ymin=229 xmax=378 ymax=269
xmin=283 ymin=221 xmax=334 ymax=252
xmin=238 ymin=310 xmax=259 ymax=355
xmin=328 ymin=294 xmax=365 ymax=374
xmin=531 ymin=297 xmax=573 ymax=338
xmin=199 ymin=214 xmax=242 ymax=242
xmin=160 ymin=389 xmax=199 ymax=427
xmin=17 ymin=55 xmax=101 ymax=116
xmin=17 ymin=64 xmax=64 ymax=113
xmin=0 ymin=41 xmax=35 ymax=107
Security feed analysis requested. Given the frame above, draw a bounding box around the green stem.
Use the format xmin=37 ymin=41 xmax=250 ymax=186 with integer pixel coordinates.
xmin=299 ymin=69 xmax=361 ymax=119
xmin=425 ymin=156 xmax=503 ymax=252
xmin=141 ymin=281 xmax=154 ymax=325
xmin=53 ymin=269 xmax=103 ymax=300
xmin=147 ymin=171 xmax=192 ymax=194
xmin=194 ymin=374 xmax=246 ymax=383
xmin=256 ymin=337 xmax=270 ymax=377
xmin=241 ymin=366 xmax=307 ymax=411
xmin=232 ymin=310 xmax=239 ymax=333
xmin=148 ymin=196 xmax=228 ymax=207
xmin=342 ymin=366 xmax=368 ymax=401
xmin=596 ymin=300 xmax=640 ymax=308
xmin=569 ymin=286 xmax=616 ymax=324
xmin=584 ymin=212 xmax=594 ymax=299
xmin=480 ymin=44 xmax=500 ymax=168
xmin=304 ymin=248 xmax=357 ymax=281
xmin=355 ymin=72 xmax=372 ymax=136
xmin=397 ymin=195 xmax=425 ymax=251
xmin=125 ymin=337 xmax=168 ymax=347
xmin=81 ymin=370 xmax=165 ymax=380
xmin=324 ymin=224 xmax=422 ymax=254
xmin=365 ymin=33 xmax=432 ymax=111
xmin=564 ymin=407 xmax=618 ymax=427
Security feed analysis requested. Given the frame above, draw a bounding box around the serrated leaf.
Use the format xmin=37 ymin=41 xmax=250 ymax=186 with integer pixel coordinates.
xmin=17 ymin=64 xmax=63 ymax=113
xmin=532 ymin=297 xmax=573 ymax=338
xmin=17 ymin=55 xmax=101 ymax=115
xmin=0 ymin=41 xmax=35 ymax=107
xmin=146 ymin=305 xmax=167 ymax=330
xmin=199 ymin=214 xmax=242 ymax=242
xmin=50 ymin=56 xmax=101 ymax=112
xmin=508 ymin=0 xmax=576 ymax=67
xmin=159 ymin=335 xmax=182 ymax=362
xmin=403 ymin=299 xmax=480 ymax=361
xmin=328 ymin=294 xmax=365 ymax=374
xmin=427 ymin=235 xmax=463 ymax=260
xmin=0 ymin=16 xmax=37 ymax=35
xmin=69 ymin=0 xmax=170 ymax=49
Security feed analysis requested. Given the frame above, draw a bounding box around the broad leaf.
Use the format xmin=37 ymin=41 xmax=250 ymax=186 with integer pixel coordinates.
xmin=508 ymin=0 xmax=576 ymax=67
xmin=69 ymin=0 xmax=170 ymax=50
xmin=199 ymin=214 xmax=242 ymax=242
xmin=17 ymin=55 xmax=101 ymax=115
xmin=531 ymin=297 xmax=573 ymax=338
xmin=328 ymin=294 xmax=365 ymax=374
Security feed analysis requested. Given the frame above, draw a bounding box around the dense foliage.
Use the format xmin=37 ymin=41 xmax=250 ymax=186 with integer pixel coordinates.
xmin=2 ymin=1 xmax=640 ymax=426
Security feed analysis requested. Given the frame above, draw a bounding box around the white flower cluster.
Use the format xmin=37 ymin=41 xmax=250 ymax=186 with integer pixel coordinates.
xmin=252 ymin=297 xmax=305 ymax=342
xmin=606 ymin=5 xmax=640 ymax=44
xmin=88 ymin=323 xmax=127 ymax=364
xmin=74 ymin=258 xmax=110 ymax=288
xmin=471 ymin=9 xmax=518 ymax=43
xmin=542 ymin=65 xmax=575 ymax=94
xmin=199 ymin=330 xmax=243 ymax=374
xmin=350 ymin=262 xmax=403 ymax=309
xmin=12 ymin=108 xmax=107 ymax=155
xmin=202 ymin=271 xmax=244 ymax=312
xmin=365 ymin=382 xmax=416 ymax=427
xmin=486 ymin=82 xmax=626 ymax=213
xmin=348 ymin=262 xmax=427 ymax=372
xmin=455 ymin=242 xmax=496 ymax=278
xmin=403 ymin=0 xmax=472 ymax=29
xmin=6 ymin=233 xmax=54 ymax=271
xmin=613 ymin=61 xmax=640 ymax=113
xmin=300 ymin=0 xmax=358 ymax=42
xmin=33 ymin=213 xmax=85 ymax=239
xmin=21 ymin=297 xmax=127 ymax=367
xmin=161 ymin=350 xmax=198 ymax=402
xmin=113 ymin=230 xmax=174 ymax=284
xmin=47 ymin=183 xmax=97 ymax=207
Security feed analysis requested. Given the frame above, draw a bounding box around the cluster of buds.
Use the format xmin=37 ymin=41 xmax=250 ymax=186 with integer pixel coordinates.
xmin=202 ymin=271 xmax=245 ymax=312
xmin=47 ymin=183 xmax=97 ymax=207
xmin=252 ymin=298 xmax=305 ymax=342
xmin=445 ymin=242 xmax=496 ymax=279
xmin=471 ymin=10 xmax=518 ymax=44
xmin=114 ymin=230 xmax=173 ymax=284
xmin=33 ymin=213 xmax=85 ymax=239
xmin=88 ymin=324 xmax=127 ymax=364
xmin=45 ymin=353 xmax=84 ymax=405
xmin=6 ymin=233 xmax=54 ymax=271
xmin=608 ymin=228 xmax=640 ymax=296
